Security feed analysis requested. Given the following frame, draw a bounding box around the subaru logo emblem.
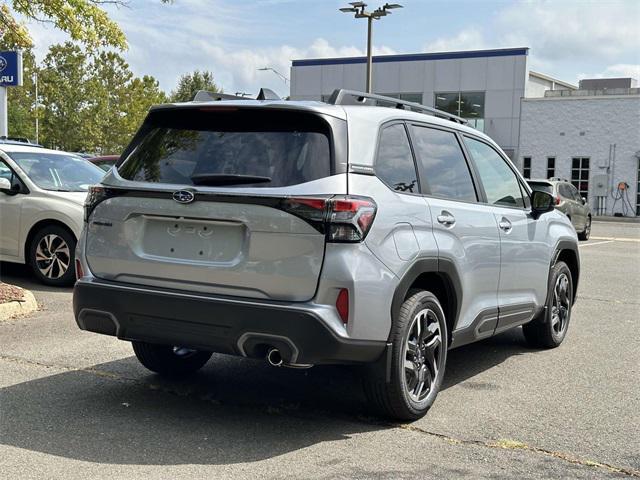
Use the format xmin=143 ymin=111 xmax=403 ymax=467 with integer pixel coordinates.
xmin=0 ymin=57 xmax=6 ymax=72
xmin=172 ymin=190 xmax=195 ymax=204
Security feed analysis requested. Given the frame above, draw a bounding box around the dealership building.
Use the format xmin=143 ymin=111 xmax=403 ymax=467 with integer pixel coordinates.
xmin=290 ymin=47 xmax=640 ymax=216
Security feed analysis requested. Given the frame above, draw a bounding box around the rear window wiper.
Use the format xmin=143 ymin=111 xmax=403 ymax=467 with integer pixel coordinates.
xmin=190 ymin=173 xmax=272 ymax=186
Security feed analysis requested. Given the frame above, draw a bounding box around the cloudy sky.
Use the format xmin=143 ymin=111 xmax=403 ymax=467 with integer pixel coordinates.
xmin=27 ymin=0 xmax=640 ymax=97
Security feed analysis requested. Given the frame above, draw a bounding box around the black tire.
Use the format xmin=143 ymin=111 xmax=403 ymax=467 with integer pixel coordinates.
xmin=363 ymin=290 xmax=448 ymax=421
xmin=523 ymin=261 xmax=573 ymax=349
xmin=578 ymin=216 xmax=591 ymax=241
xmin=132 ymin=341 xmax=212 ymax=377
xmin=29 ymin=225 xmax=77 ymax=286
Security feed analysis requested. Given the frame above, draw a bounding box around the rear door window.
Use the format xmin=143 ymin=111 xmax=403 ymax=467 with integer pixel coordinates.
xmin=119 ymin=108 xmax=333 ymax=188
xmin=410 ymin=125 xmax=477 ymax=202
xmin=375 ymin=123 xmax=419 ymax=193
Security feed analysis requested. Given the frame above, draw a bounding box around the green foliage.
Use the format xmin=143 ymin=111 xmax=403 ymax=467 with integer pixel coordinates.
xmin=0 ymin=0 xmax=131 ymax=50
xmin=170 ymin=70 xmax=221 ymax=102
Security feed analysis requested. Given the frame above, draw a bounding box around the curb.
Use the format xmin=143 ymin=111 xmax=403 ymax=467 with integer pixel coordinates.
xmin=0 ymin=288 xmax=38 ymax=321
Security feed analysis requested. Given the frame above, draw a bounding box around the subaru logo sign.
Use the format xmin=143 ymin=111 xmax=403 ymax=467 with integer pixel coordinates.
xmin=0 ymin=57 xmax=6 ymax=72
xmin=172 ymin=190 xmax=195 ymax=204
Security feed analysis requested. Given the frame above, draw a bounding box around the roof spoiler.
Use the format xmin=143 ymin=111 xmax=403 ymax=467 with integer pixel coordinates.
xmin=193 ymin=88 xmax=281 ymax=102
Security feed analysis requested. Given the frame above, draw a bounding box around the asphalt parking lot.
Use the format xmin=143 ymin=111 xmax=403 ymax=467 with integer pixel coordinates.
xmin=1 ymin=221 xmax=638 ymax=479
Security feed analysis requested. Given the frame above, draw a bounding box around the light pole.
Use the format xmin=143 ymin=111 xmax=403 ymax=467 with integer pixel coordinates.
xmin=257 ymin=67 xmax=290 ymax=85
xmin=339 ymin=2 xmax=402 ymax=93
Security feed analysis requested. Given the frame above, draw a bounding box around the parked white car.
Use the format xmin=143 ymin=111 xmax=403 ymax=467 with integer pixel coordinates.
xmin=0 ymin=142 xmax=105 ymax=286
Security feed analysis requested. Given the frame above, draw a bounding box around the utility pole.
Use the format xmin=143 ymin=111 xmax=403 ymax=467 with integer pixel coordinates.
xmin=339 ymin=2 xmax=403 ymax=93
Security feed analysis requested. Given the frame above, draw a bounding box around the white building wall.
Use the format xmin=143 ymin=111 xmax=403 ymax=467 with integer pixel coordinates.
xmin=519 ymin=95 xmax=640 ymax=216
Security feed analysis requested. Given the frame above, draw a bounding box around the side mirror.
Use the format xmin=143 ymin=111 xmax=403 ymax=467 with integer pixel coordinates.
xmin=531 ymin=190 xmax=555 ymax=218
xmin=0 ymin=177 xmax=12 ymax=192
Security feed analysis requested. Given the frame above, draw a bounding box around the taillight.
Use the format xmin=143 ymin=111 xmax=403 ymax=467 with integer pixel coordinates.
xmin=75 ymin=259 xmax=84 ymax=280
xmin=85 ymin=186 xmax=117 ymax=222
xmin=282 ymin=195 xmax=377 ymax=243
xmin=555 ymin=195 xmax=561 ymax=205
xmin=336 ymin=288 xmax=349 ymax=324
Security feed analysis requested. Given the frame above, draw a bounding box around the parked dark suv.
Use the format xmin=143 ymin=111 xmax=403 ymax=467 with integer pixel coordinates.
xmin=528 ymin=178 xmax=591 ymax=240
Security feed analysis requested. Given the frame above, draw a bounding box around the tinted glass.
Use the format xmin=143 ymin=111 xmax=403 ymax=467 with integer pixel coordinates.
xmin=119 ymin=109 xmax=332 ymax=188
xmin=528 ymin=181 xmax=553 ymax=194
xmin=464 ymin=137 xmax=525 ymax=208
xmin=8 ymin=152 xmax=104 ymax=192
xmin=375 ymin=124 xmax=418 ymax=193
xmin=558 ymin=184 xmax=571 ymax=198
xmin=410 ymin=126 xmax=476 ymax=202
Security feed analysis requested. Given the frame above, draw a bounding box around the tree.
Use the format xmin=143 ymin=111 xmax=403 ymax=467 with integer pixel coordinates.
xmin=170 ymin=70 xmax=221 ymax=102
xmin=0 ymin=1 xmax=128 ymax=49
xmin=36 ymin=42 xmax=166 ymax=153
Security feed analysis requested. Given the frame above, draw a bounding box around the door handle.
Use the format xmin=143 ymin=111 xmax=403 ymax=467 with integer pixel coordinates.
xmin=498 ymin=217 xmax=512 ymax=233
xmin=437 ymin=212 xmax=456 ymax=226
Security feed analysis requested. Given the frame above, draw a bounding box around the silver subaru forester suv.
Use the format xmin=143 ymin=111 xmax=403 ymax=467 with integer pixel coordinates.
xmin=74 ymin=89 xmax=580 ymax=420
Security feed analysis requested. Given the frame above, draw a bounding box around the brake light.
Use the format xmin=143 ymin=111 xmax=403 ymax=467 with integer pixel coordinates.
xmin=282 ymin=195 xmax=377 ymax=243
xmin=556 ymin=195 xmax=561 ymax=205
xmin=336 ymin=288 xmax=349 ymax=324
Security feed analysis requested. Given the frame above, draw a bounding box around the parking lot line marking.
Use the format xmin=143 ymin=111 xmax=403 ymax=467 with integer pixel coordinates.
xmin=590 ymin=236 xmax=640 ymax=243
xmin=579 ymin=240 xmax=614 ymax=248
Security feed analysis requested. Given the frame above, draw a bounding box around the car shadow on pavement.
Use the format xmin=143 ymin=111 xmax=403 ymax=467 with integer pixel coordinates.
xmin=0 ymin=262 xmax=73 ymax=294
xmin=0 ymin=329 xmax=538 ymax=466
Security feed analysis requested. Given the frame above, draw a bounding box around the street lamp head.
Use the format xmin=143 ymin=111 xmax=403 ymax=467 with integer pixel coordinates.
xmin=339 ymin=7 xmax=358 ymax=12
xmin=383 ymin=3 xmax=403 ymax=9
xmin=349 ymin=1 xmax=367 ymax=7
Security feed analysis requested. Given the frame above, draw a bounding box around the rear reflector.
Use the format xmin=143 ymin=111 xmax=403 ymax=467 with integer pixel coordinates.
xmin=336 ymin=288 xmax=349 ymax=324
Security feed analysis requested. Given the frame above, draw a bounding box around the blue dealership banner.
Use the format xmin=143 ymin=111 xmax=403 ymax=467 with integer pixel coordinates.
xmin=0 ymin=51 xmax=23 ymax=87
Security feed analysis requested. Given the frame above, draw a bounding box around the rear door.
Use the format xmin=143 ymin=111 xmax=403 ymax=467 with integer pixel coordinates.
xmin=568 ymin=183 xmax=587 ymax=229
xmin=408 ymin=124 xmax=501 ymax=342
xmin=85 ymin=107 xmax=346 ymax=301
xmin=462 ymin=136 xmax=551 ymax=333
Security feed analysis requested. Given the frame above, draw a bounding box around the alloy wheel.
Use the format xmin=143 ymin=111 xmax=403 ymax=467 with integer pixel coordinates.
xmin=551 ymin=273 xmax=571 ymax=335
xmin=403 ymin=308 xmax=442 ymax=402
xmin=35 ymin=234 xmax=71 ymax=279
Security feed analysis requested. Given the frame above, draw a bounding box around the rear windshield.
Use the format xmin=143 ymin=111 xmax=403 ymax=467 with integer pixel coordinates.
xmin=118 ymin=108 xmax=332 ymax=188
xmin=528 ymin=181 xmax=553 ymax=194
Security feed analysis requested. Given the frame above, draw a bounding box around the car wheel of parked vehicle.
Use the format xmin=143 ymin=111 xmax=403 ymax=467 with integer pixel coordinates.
xmin=132 ymin=341 xmax=213 ymax=377
xmin=578 ymin=216 xmax=591 ymax=241
xmin=29 ymin=225 xmax=77 ymax=286
xmin=363 ymin=290 xmax=448 ymax=421
xmin=523 ymin=261 xmax=573 ymax=348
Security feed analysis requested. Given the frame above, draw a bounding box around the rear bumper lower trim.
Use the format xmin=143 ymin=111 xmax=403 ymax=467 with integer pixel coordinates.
xmin=73 ymin=278 xmax=386 ymax=365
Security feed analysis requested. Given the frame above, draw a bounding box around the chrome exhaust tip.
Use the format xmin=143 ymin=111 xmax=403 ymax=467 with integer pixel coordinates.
xmin=266 ymin=348 xmax=283 ymax=367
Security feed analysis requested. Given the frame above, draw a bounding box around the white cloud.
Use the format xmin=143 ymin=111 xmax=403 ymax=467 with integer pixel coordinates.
xmin=423 ymin=28 xmax=487 ymax=53
xmin=578 ymin=64 xmax=640 ymax=82
xmin=497 ymin=0 xmax=640 ymax=61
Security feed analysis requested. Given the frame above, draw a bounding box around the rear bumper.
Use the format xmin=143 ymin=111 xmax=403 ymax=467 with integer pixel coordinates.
xmin=73 ymin=278 xmax=386 ymax=365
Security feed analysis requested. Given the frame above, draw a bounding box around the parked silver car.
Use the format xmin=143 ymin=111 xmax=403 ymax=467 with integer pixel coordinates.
xmin=74 ymin=90 xmax=580 ymax=420
xmin=528 ymin=178 xmax=592 ymax=240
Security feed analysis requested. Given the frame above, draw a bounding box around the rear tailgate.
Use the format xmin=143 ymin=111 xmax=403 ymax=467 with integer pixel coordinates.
xmin=84 ymin=105 xmax=347 ymax=301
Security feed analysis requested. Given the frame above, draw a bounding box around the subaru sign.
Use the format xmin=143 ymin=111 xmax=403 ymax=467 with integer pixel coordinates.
xmin=0 ymin=51 xmax=23 ymax=87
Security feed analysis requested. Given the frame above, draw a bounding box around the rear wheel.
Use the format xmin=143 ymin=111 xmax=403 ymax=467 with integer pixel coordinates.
xmin=132 ymin=341 xmax=212 ymax=377
xmin=29 ymin=225 xmax=76 ymax=286
xmin=523 ymin=261 xmax=573 ymax=348
xmin=363 ymin=290 xmax=448 ymax=421
xmin=578 ymin=216 xmax=591 ymax=241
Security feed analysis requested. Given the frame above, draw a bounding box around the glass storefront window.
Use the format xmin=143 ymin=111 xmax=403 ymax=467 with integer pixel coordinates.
xmin=435 ymin=91 xmax=486 ymax=131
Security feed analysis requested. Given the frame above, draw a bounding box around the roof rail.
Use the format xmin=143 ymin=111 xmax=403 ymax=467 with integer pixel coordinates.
xmin=192 ymin=88 xmax=282 ymax=102
xmin=326 ymin=89 xmax=468 ymax=125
